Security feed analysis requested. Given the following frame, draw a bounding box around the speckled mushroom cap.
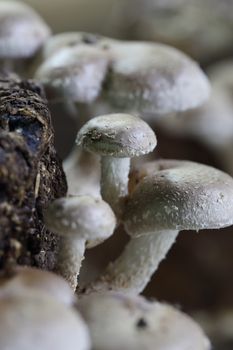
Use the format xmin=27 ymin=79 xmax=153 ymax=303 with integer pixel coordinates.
xmin=35 ymin=45 xmax=109 ymax=102
xmin=0 ymin=291 xmax=90 ymax=350
xmin=78 ymin=292 xmax=210 ymax=350
xmin=36 ymin=32 xmax=210 ymax=115
xmin=76 ymin=113 xmax=157 ymax=157
xmin=0 ymin=267 xmax=75 ymax=306
xmin=124 ymin=159 xmax=233 ymax=235
xmin=44 ymin=195 xmax=116 ymax=243
xmin=0 ymin=1 xmax=51 ymax=59
xmin=104 ymin=41 xmax=210 ymax=115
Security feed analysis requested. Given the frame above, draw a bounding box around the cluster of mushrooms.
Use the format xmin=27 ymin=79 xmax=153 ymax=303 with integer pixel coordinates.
xmin=1 ymin=1 xmax=233 ymax=349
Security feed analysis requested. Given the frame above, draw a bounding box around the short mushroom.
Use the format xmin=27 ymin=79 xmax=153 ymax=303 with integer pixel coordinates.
xmin=88 ymin=160 xmax=233 ymax=294
xmin=78 ymin=292 xmax=210 ymax=350
xmin=0 ymin=267 xmax=75 ymax=306
xmin=44 ymin=195 xmax=116 ymax=291
xmin=0 ymin=1 xmax=51 ymax=73
xmin=0 ymin=291 xmax=90 ymax=350
xmin=76 ymin=113 xmax=157 ymax=217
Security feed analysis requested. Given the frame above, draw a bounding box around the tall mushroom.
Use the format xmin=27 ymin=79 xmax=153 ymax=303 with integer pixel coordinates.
xmin=86 ymin=160 xmax=233 ymax=294
xmin=44 ymin=195 xmax=116 ymax=290
xmin=78 ymin=292 xmax=210 ymax=350
xmin=76 ymin=113 xmax=157 ymax=217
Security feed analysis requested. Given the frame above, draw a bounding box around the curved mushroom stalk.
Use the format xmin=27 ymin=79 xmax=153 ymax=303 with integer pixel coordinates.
xmin=43 ymin=195 xmax=116 ymax=291
xmin=56 ymin=237 xmax=86 ymax=291
xmin=101 ymin=156 xmax=130 ymax=216
xmin=76 ymin=113 xmax=157 ymax=218
xmin=78 ymin=292 xmax=210 ymax=350
xmin=86 ymin=230 xmax=178 ymax=294
xmin=85 ymin=159 xmax=233 ymax=294
xmin=64 ymin=147 xmax=101 ymax=197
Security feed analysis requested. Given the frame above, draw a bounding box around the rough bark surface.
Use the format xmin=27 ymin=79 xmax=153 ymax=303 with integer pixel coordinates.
xmin=0 ymin=72 xmax=67 ymax=271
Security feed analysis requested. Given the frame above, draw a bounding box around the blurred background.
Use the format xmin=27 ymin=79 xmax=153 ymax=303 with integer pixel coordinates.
xmin=22 ymin=0 xmax=233 ymax=348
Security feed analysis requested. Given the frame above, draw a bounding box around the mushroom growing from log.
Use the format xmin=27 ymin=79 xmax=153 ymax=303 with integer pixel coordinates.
xmin=44 ymin=195 xmax=116 ymax=290
xmin=87 ymin=160 xmax=233 ymax=294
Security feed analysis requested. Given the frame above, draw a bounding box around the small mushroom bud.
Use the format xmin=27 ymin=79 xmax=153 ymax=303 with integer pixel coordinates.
xmin=0 ymin=267 xmax=75 ymax=306
xmin=76 ymin=113 xmax=156 ymax=217
xmin=0 ymin=291 xmax=90 ymax=350
xmin=44 ymin=195 xmax=116 ymax=291
xmin=78 ymin=292 xmax=210 ymax=350
xmin=90 ymin=160 xmax=233 ymax=294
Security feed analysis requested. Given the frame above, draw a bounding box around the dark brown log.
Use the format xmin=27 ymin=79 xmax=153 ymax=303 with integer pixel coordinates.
xmin=0 ymin=72 xmax=67 ymax=271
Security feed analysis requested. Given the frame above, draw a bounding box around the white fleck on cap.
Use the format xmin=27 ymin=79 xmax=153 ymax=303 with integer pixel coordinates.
xmin=125 ymin=159 xmax=233 ymax=234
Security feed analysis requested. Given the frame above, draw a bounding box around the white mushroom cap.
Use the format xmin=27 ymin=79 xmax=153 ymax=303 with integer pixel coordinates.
xmin=0 ymin=291 xmax=90 ymax=350
xmin=78 ymin=292 xmax=210 ymax=350
xmin=76 ymin=113 xmax=157 ymax=157
xmin=125 ymin=159 xmax=233 ymax=234
xmin=36 ymin=32 xmax=210 ymax=115
xmin=35 ymin=45 xmax=109 ymax=103
xmin=104 ymin=41 xmax=210 ymax=115
xmin=0 ymin=267 xmax=75 ymax=306
xmin=44 ymin=195 xmax=116 ymax=243
xmin=0 ymin=1 xmax=51 ymax=59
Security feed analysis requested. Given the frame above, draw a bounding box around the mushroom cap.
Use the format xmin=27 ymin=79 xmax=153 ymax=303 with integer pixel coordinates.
xmin=0 ymin=1 xmax=51 ymax=59
xmin=36 ymin=32 xmax=210 ymax=115
xmin=76 ymin=113 xmax=157 ymax=157
xmin=35 ymin=45 xmax=109 ymax=103
xmin=40 ymin=32 xmax=110 ymax=60
xmin=44 ymin=195 xmax=116 ymax=243
xmin=0 ymin=267 xmax=75 ymax=306
xmin=125 ymin=159 xmax=233 ymax=235
xmin=0 ymin=291 xmax=90 ymax=350
xmin=104 ymin=41 xmax=210 ymax=115
xmin=78 ymin=292 xmax=210 ymax=350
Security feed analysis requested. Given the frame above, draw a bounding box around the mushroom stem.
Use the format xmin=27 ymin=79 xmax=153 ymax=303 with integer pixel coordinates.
xmin=88 ymin=230 xmax=179 ymax=294
xmin=101 ymin=156 xmax=130 ymax=218
xmin=55 ymin=237 xmax=85 ymax=291
xmin=64 ymin=146 xmax=100 ymax=196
